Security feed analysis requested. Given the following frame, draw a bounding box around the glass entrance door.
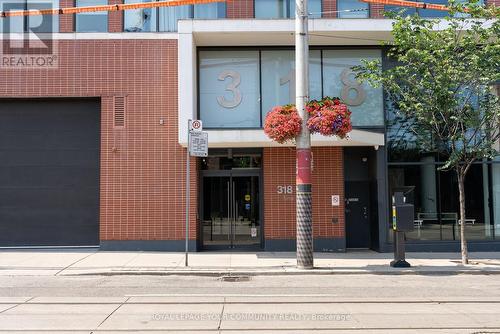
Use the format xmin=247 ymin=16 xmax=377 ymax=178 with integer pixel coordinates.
xmin=202 ymin=175 xmax=261 ymax=249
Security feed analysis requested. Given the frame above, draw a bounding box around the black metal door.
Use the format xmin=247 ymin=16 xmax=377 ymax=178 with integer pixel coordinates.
xmin=345 ymin=181 xmax=371 ymax=248
xmin=0 ymin=98 xmax=100 ymax=247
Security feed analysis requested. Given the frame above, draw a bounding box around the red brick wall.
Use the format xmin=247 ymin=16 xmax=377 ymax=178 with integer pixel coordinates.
xmin=263 ymin=147 xmax=345 ymax=240
xmin=59 ymin=0 xmax=74 ymax=33
xmin=322 ymin=0 xmax=337 ymax=18
xmin=109 ymin=0 xmax=124 ymax=33
xmin=370 ymin=3 xmax=385 ymax=18
xmin=0 ymin=40 xmax=198 ymax=242
xmin=227 ymin=0 xmax=254 ymax=18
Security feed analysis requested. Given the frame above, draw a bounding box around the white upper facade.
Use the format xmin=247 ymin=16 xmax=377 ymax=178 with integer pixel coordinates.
xmin=178 ymin=19 xmax=394 ymax=148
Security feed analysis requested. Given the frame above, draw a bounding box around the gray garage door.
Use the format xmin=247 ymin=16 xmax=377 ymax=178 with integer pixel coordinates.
xmin=0 ymin=99 xmax=100 ymax=247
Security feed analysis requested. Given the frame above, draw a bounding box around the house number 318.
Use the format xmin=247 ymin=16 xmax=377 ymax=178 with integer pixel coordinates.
xmin=277 ymin=185 xmax=293 ymax=194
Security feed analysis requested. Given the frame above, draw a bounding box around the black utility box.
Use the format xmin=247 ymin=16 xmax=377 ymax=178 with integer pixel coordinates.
xmin=393 ymin=204 xmax=414 ymax=232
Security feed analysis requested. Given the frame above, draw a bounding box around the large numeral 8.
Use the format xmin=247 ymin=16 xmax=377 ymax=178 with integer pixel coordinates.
xmin=340 ymin=68 xmax=366 ymax=106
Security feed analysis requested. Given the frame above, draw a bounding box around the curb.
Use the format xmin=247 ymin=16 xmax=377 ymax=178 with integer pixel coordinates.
xmin=60 ymin=269 xmax=500 ymax=277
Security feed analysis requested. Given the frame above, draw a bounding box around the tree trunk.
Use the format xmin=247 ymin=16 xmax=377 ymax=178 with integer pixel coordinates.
xmin=457 ymin=170 xmax=468 ymax=265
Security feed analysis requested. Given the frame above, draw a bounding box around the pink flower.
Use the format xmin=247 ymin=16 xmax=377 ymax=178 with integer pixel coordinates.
xmin=306 ymin=97 xmax=352 ymax=138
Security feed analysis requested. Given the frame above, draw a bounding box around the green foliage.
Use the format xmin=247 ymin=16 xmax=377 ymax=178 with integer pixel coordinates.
xmin=353 ymin=0 xmax=500 ymax=174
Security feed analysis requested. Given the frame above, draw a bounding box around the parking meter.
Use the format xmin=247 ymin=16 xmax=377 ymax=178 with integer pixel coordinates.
xmin=390 ymin=192 xmax=414 ymax=268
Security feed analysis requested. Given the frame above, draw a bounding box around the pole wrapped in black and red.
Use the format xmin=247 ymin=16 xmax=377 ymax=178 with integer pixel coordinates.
xmin=295 ymin=0 xmax=313 ymax=269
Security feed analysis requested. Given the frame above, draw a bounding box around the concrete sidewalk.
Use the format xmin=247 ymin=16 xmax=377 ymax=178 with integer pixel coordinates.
xmin=1 ymin=249 xmax=500 ymax=276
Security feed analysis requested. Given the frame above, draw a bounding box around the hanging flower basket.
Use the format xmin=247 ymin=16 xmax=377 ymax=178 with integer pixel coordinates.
xmin=264 ymin=104 xmax=302 ymax=144
xmin=306 ymin=97 xmax=352 ymax=139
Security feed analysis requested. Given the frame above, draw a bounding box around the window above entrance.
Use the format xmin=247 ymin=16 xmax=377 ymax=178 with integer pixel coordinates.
xmin=198 ymin=48 xmax=384 ymax=129
xmin=201 ymin=155 xmax=262 ymax=170
xmin=201 ymin=149 xmax=263 ymax=170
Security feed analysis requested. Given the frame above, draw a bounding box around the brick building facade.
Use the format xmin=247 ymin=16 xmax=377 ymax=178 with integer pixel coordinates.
xmin=0 ymin=0 xmax=499 ymax=252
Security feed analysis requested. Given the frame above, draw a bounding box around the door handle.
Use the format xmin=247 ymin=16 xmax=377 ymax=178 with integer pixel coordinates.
xmin=227 ymin=181 xmax=231 ymax=241
xmin=232 ymin=181 xmax=236 ymax=247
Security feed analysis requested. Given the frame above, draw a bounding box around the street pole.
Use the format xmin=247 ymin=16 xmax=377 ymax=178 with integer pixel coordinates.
xmin=185 ymin=120 xmax=191 ymax=267
xmin=295 ymin=0 xmax=313 ymax=269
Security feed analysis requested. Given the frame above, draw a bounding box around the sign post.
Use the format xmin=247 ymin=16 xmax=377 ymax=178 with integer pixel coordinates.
xmin=185 ymin=120 xmax=207 ymax=267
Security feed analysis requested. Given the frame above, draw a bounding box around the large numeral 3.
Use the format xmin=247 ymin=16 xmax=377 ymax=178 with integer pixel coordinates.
xmin=217 ymin=70 xmax=242 ymax=109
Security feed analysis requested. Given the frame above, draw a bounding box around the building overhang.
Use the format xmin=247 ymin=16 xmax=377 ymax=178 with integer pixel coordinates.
xmin=178 ymin=18 xmax=394 ymax=46
xmin=179 ymin=128 xmax=384 ymax=148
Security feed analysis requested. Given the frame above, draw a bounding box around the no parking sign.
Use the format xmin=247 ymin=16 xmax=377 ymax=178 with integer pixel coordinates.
xmin=189 ymin=120 xmax=202 ymax=132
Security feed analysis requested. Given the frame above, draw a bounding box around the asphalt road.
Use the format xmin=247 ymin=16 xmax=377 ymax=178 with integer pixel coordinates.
xmin=0 ymin=274 xmax=499 ymax=333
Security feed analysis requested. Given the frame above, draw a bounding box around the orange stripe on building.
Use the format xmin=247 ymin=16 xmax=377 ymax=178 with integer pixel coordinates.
xmin=0 ymin=0 xmax=229 ymax=17
xmin=359 ymin=0 xmax=453 ymax=12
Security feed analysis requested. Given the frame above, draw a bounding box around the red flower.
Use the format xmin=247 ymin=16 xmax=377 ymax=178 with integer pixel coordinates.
xmin=306 ymin=97 xmax=352 ymax=138
xmin=264 ymin=105 xmax=302 ymax=144
xmin=264 ymin=97 xmax=352 ymax=143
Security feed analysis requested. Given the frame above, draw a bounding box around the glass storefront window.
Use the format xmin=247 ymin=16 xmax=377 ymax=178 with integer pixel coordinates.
xmin=389 ymin=165 xmax=441 ymax=241
xmin=493 ymin=162 xmax=500 ymax=237
xmin=124 ymin=0 xmax=156 ymax=32
xmin=199 ymin=50 xmax=261 ymax=128
xmin=76 ymin=0 xmax=107 ymax=32
xmin=389 ymin=163 xmax=499 ymax=242
xmin=337 ymin=0 xmax=369 ymax=18
xmin=322 ymin=50 xmax=384 ymax=126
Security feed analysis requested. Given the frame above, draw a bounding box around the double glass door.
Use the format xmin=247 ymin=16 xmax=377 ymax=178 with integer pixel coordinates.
xmin=202 ymin=173 xmax=261 ymax=249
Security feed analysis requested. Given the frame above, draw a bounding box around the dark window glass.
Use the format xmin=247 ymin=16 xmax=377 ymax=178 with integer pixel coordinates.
xmin=255 ymin=0 xmax=286 ymax=18
xmin=124 ymin=0 xmax=156 ymax=32
xmin=254 ymin=0 xmax=321 ymax=18
xmin=158 ymin=3 xmax=225 ymax=32
xmin=159 ymin=5 xmax=192 ymax=32
xmin=384 ymin=0 xmax=483 ymax=18
xmin=383 ymin=4 xmax=416 ymax=16
xmin=194 ymin=2 xmax=226 ymax=19
xmin=76 ymin=0 xmax=108 ymax=32
xmin=418 ymin=0 xmax=447 ymax=17
xmin=386 ymin=99 xmax=436 ymax=162
xmin=0 ymin=0 xmax=58 ymax=33
xmin=201 ymin=156 xmax=262 ymax=170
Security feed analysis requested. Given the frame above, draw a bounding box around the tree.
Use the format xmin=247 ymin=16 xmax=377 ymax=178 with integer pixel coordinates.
xmin=354 ymin=0 xmax=500 ymax=264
